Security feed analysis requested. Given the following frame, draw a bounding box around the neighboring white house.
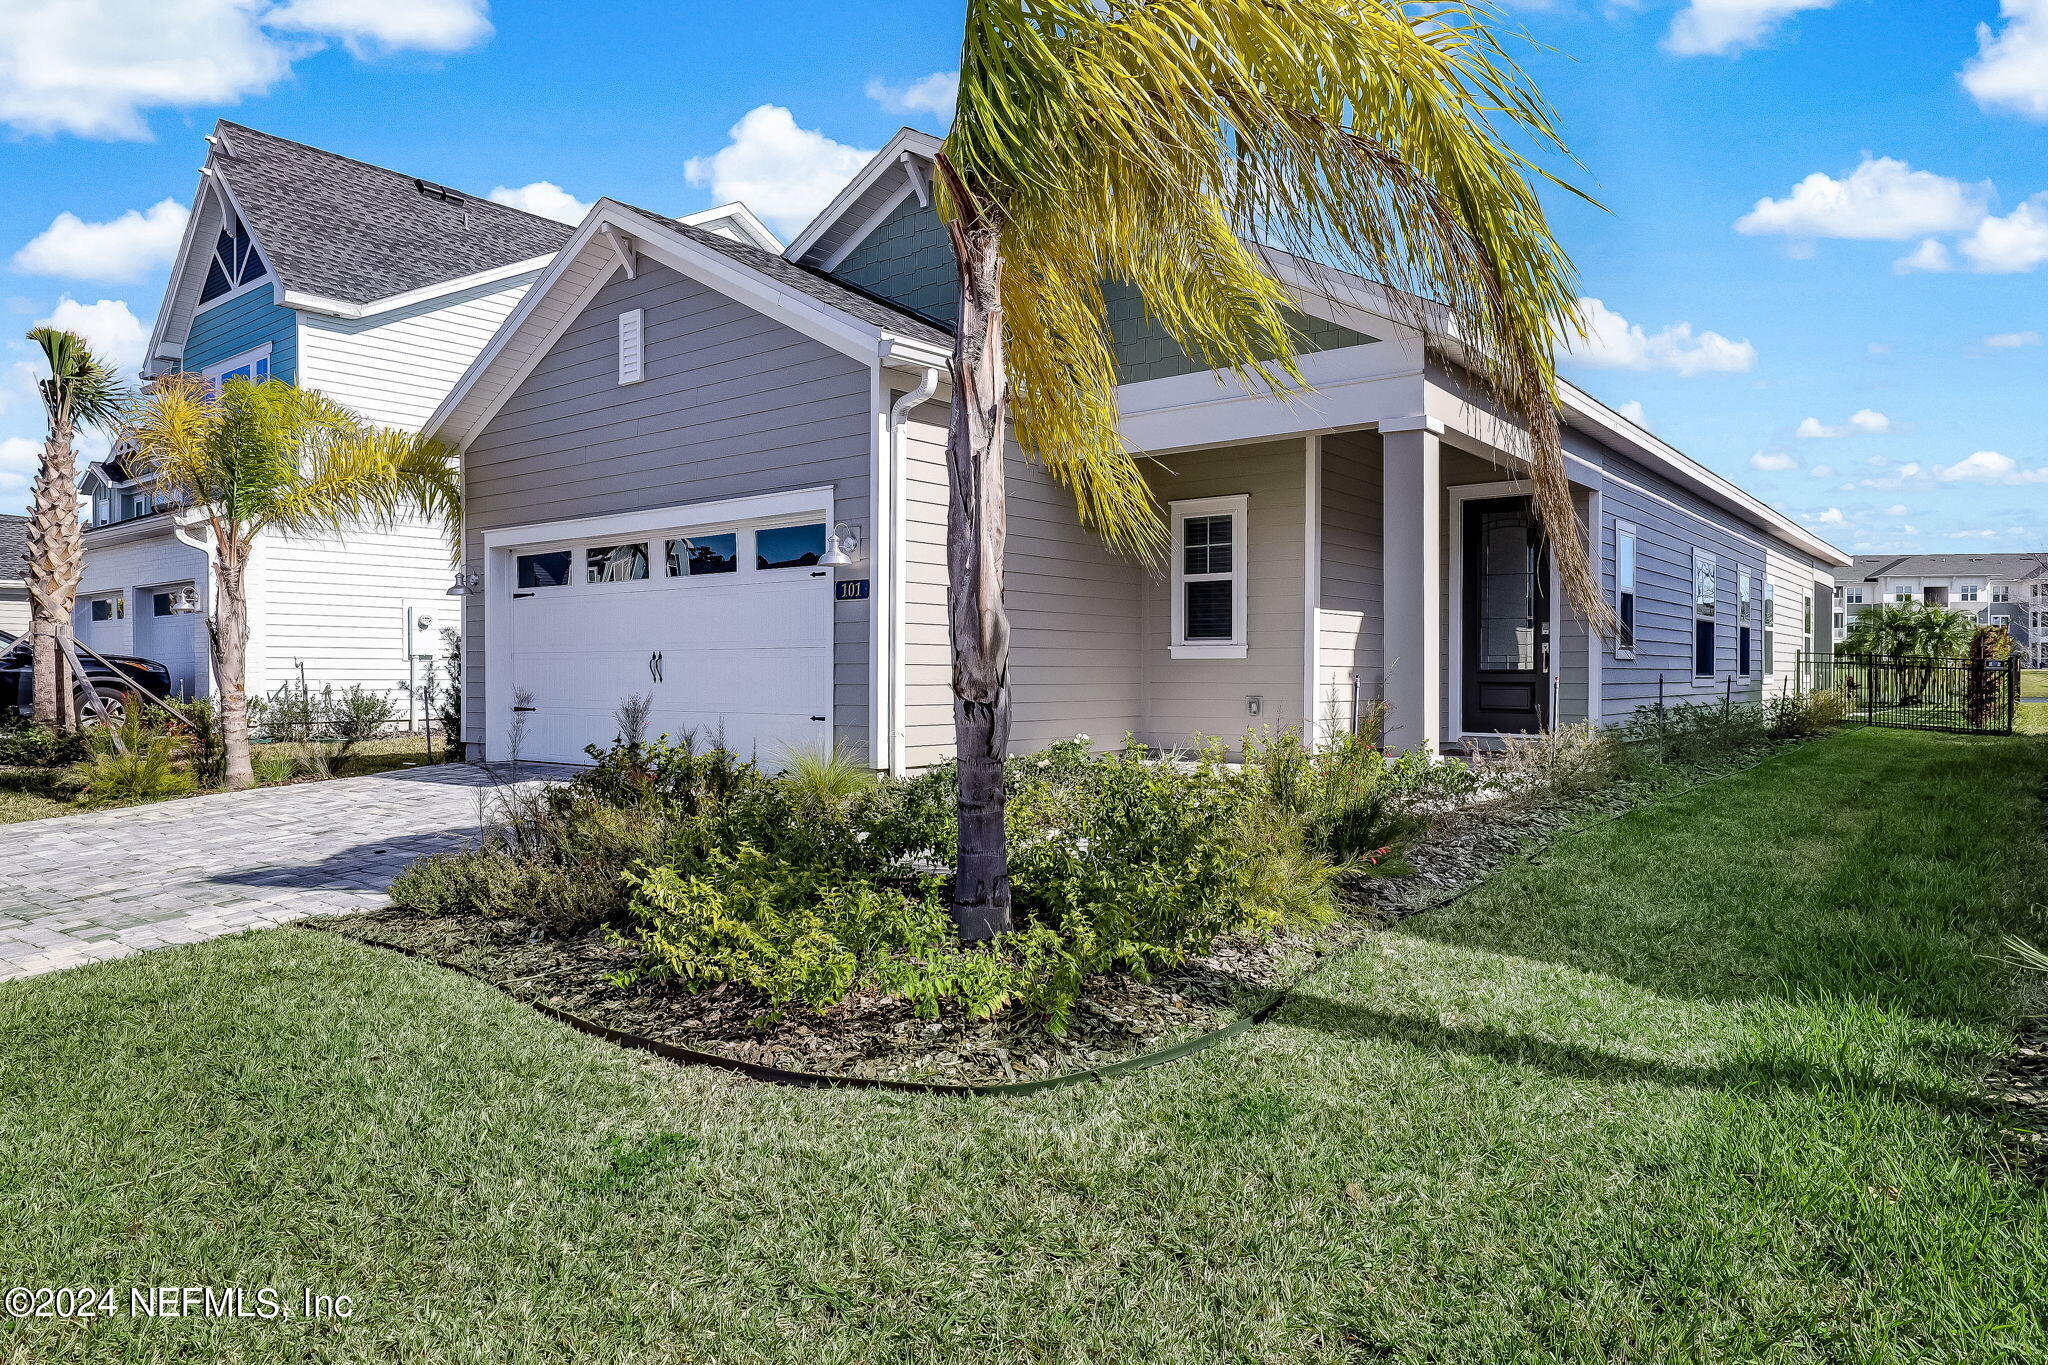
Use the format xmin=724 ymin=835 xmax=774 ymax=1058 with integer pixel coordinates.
xmin=1832 ymin=553 xmax=2048 ymax=666
xmin=0 ymin=515 xmax=28 ymax=638
xmin=77 ymin=120 xmax=779 ymax=715
xmin=424 ymin=129 xmax=1851 ymax=769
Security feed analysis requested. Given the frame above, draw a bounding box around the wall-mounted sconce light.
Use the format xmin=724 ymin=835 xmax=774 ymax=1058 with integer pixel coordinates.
xmin=819 ymin=521 xmax=862 ymax=568
xmin=166 ymin=585 xmax=203 ymax=615
xmin=448 ymin=570 xmax=481 ymax=597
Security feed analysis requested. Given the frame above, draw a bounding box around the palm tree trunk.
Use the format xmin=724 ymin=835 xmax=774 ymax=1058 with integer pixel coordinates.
xmin=943 ymin=188 xmax=1013 ymax=943
xmin=211 ymin=552 xmax=256 ymax=790
xmin=24 ymin=426 xmax=85 ymax=729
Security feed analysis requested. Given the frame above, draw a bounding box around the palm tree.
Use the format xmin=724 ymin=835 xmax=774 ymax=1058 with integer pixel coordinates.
xmin=24 ymin=328 xmax=127 ymax=729
xmin=935 ymin=0 xmax=1592 ymax=939
xmin=123 ymin=374 xmax=459 ymax=789
xmin=1840 ymin=601 xmax=1975 ymax=659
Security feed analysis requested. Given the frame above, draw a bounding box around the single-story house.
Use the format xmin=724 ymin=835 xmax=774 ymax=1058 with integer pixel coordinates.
xmin=425 ymin=128 xmax=1851 ymax=768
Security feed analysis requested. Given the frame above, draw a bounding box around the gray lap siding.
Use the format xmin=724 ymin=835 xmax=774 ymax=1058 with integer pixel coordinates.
xmin=460 ymin=260 xmax=875 ymax=759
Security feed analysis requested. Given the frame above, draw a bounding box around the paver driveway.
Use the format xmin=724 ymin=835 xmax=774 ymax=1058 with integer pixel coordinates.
xmin=0 ymin=763 xmax=548 ymax=982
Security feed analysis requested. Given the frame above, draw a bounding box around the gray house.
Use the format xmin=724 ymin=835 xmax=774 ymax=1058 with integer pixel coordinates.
xmin=425 ymin=128 xmax=1850 ymax=769
xmin=0 ymin=514 xmax=27 ymax=638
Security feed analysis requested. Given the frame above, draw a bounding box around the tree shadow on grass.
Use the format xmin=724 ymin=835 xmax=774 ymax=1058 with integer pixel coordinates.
xmin=1275 ymin=990 xmax=1987 ymax=1120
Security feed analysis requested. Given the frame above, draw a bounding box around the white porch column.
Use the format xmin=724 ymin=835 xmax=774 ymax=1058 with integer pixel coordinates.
xmin=1380 ymin=418 xmax=1443 ymax=753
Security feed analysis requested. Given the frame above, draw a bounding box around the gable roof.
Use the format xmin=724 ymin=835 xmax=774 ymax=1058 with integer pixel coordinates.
xmin=208 ymin=122 xmax=573 ymax=306
xmin=0 ymin=514 xmax=26 ymax=584
xmin=619 ymin=202 xmax=949 ymax=346
xmin=785 ymin=127 xmax=944 ymax=268
xmin=1840 ymin=552 xmax=2048 ymax=582
xmin=424 ymin=199 xmax=952 ymax=450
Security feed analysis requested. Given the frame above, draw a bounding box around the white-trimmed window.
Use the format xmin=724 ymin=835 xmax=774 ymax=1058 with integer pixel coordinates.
xmin=203 ymin=343 xmax=272 ymax=388
xmin=1993 ymin=584 xmax=2011 ymax=602
xmin=1692 ymin=548 xmax=1716 ymax=678
xmin=1958 ymin=583 xmax=1980 ymax=602
xmin=1762 ymin=581 xmax=1776 ymax=674
xmin=85 ymin=594 xmax=125 ymax=623
xmin=197 ymin=214 xmax=268 ymax=307
xmin=1737 ymin=567 xmax=1754 ymax=676
xmin=1893 ymin=589 xmax=1914 ymax=603
xmin=1845 ymin=585 xmax=1863 ymax=604
xmin=1613 ymin=520 xmax=1637 ymax=659
xmin=1170 ymin=494 xmax=1248 ymax=658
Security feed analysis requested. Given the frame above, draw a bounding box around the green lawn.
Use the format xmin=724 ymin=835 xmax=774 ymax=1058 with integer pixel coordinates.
xmin=2024 ymin=668 xmax=2047 ymax=699
xmin=3 ymin=727 xmax=2046 ymax=1363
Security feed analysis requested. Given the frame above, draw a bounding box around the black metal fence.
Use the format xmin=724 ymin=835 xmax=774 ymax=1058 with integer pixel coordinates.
xmin=1797 ymin=651 xmax=2018 ymax=735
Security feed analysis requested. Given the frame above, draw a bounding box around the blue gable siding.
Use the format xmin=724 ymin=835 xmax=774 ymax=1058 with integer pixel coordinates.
xmin=182 ymin=285 xmax=297 ymax=383
xmin=827 ymin=194 xmax=1375 ymax=383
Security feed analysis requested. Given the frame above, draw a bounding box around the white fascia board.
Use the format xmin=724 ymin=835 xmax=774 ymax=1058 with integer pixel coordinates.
xmin=785 ymin=127 xmax=944 ymax=265
xmin=144 ymin=163 xmax=232 ymax=367
xmin=678 ymin=202 xmax=783 ymax=254
xmin=1116 ymin=338 xmax=1426 ymax=455
xmin=480 ymin=484 xmax=835 ymax=551
xmin=1555 ymin=381 xmax=1851 ymax=567
xmin=280 ymin=254 xmax=555 ymax=320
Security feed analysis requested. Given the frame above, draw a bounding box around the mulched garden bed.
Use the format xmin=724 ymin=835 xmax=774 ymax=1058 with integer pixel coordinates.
xmin=313 ymin=746 xmax=1792 ymax=1088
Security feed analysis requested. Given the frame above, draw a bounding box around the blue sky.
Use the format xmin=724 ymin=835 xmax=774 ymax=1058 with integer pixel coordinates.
xmin=0 ymin=0 xmax=2043 ymax=555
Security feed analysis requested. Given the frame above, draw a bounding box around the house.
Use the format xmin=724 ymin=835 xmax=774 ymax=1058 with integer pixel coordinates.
xmin=76 ymin=120 xmax=778 ymax=710
xmin=1832 ymin=552 xmax=2048 ymax=665
xmin=0 ymin=515 xmax=27 ymax=637
xmin=424 ymin=128 xmax=1852 ymax=768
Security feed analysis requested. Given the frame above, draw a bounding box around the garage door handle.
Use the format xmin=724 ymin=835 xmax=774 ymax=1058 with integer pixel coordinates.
xmin=649 ymin=650 xmax=663 ymax=683
xmin=512 ymin=705 xmax=537 ymax=713
xmin=810 ymin=715 xmax=826 ymax=722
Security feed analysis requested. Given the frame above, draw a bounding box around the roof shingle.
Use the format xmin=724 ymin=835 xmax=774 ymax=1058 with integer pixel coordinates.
xmin=215 ymin=122 xmax=574 ymax=305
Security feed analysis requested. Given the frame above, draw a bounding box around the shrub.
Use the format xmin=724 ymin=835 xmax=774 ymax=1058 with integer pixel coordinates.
xmin=0 ymin=716 xmax=86 ymax=768
xmin=1478 ymin=722 xmax=1629 ymax=804
xmin=1242 ymin=727 xmax=1435 ymax=865
xmin=250 ymin=682 xmax=397 ymax=754
xmin=1620 ymin=700 xmax=1770 ymax=766
xmin=1764 ymin=688 xmax=1850 ymax=740
xmin=72 ymin=710 xmax=193 ymax=807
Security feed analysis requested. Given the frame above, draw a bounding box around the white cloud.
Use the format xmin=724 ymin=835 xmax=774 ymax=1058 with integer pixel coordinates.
xmin=1934 ymin=449 xmax=2048 ymax=484
xmin=1958 ymin=196 xmax=2048 ymax=273
xmin=0 ymin=435 xmax=39 ymax=478
xmin=1616 ymin=399 xmax=1649 ymax=427
xmin=10 ymin=198 xmax=187 ymax=282
xmin=684 ymin=106 xmax=874 ymax=238
xmin=268 ymin=0 xmax=492 ymax=56
xmin=1985 ymin=329 xmax=2044 ymax=347
xmin=1796 ymin=409 xmax=1891 ymax=438
xmin=1565 ymin=298 xmax=1756 ymax=376
xmin=1886 ymin=504 xmax=1909 ymax=516
xmin=1735 ymin=157 xmax=1989 ymax=241
xmin=1750 ymin=450 xmax=1796 ymax=471
xmin=865 ymin=71 xmax=958 ymax=119
xmin=1894 ymin=239 xmax=1953 ymax=273
xmin=1962 ymin=0 xmax=2048 ymax=120
xmin=487 ymin=182 xmax=590 ymax=224
xmin=1666 ymin=0 xmax=1836 ymax=56
xmin=1867 ymin=341 xmax=1893 ymax=354
xmin=1809 ymin=464 xmax=1836 ymax=478
xmin=1805 ymin=506 xmax=1846 ymax=525
xmin=35 ymin=297 xmax=147 ymax=376
xmin=0 ymin=0 xmax=491 ymax=139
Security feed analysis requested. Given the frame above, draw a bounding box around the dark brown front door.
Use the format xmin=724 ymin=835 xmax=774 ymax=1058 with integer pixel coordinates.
xmin=1462 ymin=497 xmax=1551 ymax=733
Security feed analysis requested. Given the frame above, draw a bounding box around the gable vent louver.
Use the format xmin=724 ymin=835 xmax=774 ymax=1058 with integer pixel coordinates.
xmin=618 ymin=309 xmax=645 ymax=386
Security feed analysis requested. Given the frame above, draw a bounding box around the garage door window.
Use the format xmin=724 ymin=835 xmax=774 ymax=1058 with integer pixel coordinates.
xmin=89 ymin=596 xmax=125 ymax=621
xmin=517 ymin=550 xmax=573 ymax=588
xmin=667 ymin=533 xmax=737 ymax=577
xmin=587 ymin=543 xmax=650 ymax=583
xmin=756 ymin=523 xmax=826 ymax=570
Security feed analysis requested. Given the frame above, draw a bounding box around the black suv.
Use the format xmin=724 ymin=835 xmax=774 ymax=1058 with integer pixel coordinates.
xmin=0 ymin=629 xmax=175 ymax=721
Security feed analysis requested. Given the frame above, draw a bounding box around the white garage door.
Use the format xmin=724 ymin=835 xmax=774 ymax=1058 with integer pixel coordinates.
xmin=503 ymin=527 xmax=834 ymax=767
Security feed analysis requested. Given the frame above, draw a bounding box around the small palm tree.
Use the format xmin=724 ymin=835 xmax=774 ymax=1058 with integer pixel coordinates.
xmin=1841 ymin=601 xmax=1976 ymax=659
xmin=124 ymin=374 xmax=459 ymax=789
xmin=935 ymin=0 xmax=1592 ymax=939
xmin=24 ymin=328 xmax=127 ymax=728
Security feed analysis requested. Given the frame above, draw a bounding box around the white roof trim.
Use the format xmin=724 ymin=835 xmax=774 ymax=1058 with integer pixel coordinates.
xmin=785 ymin=127 xmax=943 ymax=265
xmin=279 ymin=254 xmax=554 ymax=320
xmin=424 ymin=200 xmax=931 ymax=449
xmin=677 ymin=202 xmax=782 ymax=254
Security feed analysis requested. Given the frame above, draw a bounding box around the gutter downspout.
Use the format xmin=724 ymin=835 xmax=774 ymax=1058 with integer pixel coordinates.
xmin=886 ymin=365 xmax=941 ymax=777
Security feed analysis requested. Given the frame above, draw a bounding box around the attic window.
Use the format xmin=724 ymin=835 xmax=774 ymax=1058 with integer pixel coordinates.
xmin=198 ymin=215 xmax=267 ymax=305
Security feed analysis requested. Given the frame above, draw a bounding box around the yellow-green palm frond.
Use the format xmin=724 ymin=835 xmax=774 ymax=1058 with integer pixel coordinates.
xmin=945 ymin=0 xmax=1611 ymax=629
xmin=122 ymin=374 xmax=460 ymax=556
